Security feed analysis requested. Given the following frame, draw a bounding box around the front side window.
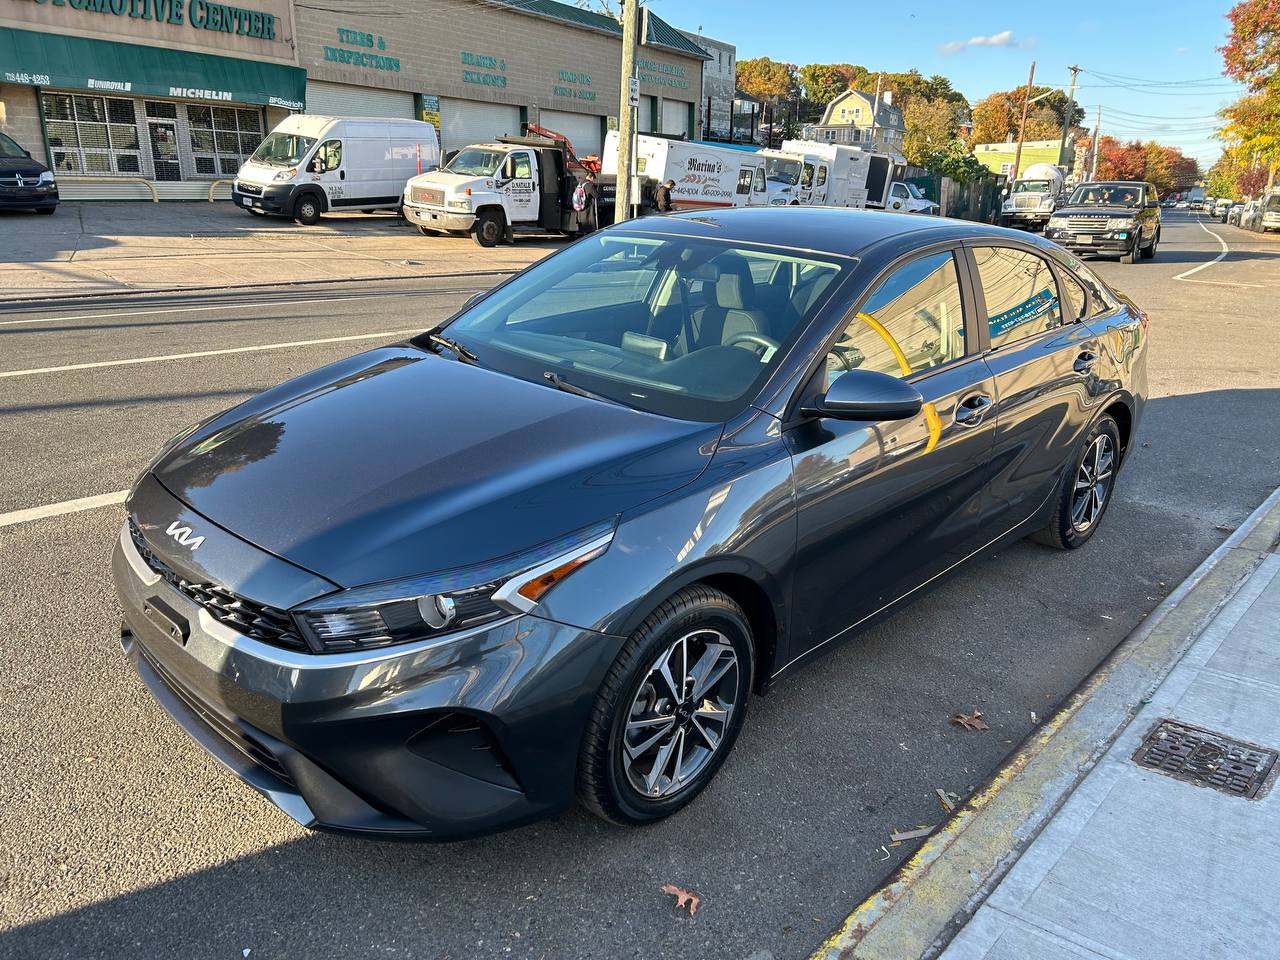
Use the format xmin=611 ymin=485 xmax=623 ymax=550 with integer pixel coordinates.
xmin=826 ymin=251 xmax=967 ymax=383
xmin=736 ymin=168 xmax=753 ymax=195
xmin=440 ymin=233 xmax=850 ymax=421
xmin=801 ymin=163 xmax=815 ymax=188
xmin=816 ymin=165 xmax=828 ymax=187
xmin=973 ymin=246 xmax=1063 ymax=349
xmin=891 ymin=184 xmax=909 ymax=199
xmin=318 ymin=140 xmax=342 ymax=171
xmin=511 ymin=152 xmax=532 ymax=179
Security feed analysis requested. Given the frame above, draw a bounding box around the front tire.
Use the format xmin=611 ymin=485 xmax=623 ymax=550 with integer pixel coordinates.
xmin=577 ymin=586 xmax=754 ymax=826
xmin=471 ymin=209 xmax=504 ymax=247
xmin=1141 ymin=227 xmax=1158 ymax=259
xmin=36 ymin=206 xmax=57 ymax=215
xmin=293 ymin=193 xmax=322 ymax=225
xmin=1032 ymin=415 xmax=1121 ymax=550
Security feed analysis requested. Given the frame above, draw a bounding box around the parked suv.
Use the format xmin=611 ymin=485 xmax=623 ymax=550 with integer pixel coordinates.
xmin=1044 ymin=181 xmax=1160 ymax=263
xmin=0 ymin=131 xmax=58 ymax=214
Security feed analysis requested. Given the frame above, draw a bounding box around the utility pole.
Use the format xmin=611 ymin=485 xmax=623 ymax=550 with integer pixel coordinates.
xmin=1089 ymin=105 xmax=1101 ymax=181
xmin=870 ymin=72 xmax=882 ymax=148
xmin=614 ymin=0 xmax=640 ymax=224
xmin=1057 ymin=64 xmax=1080 ymax=168
xmin=1011 ymin=60 xmax=1036 ymax=181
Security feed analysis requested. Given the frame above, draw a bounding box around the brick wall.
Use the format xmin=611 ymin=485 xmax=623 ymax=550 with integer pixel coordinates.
xmin=0 ymin=84 xmax=46 ymax=163
xmin=293 ymin=0 xmax=701 ymax=126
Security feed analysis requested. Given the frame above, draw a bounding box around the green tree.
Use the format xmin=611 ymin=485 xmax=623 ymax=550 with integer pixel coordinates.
xmin=737 ymin=57 xmax=795 ymax=102
xmin=925 ymin=140 xmax=989 ymax=183
xmin=903 ymin=98 xmax=959 ymax=166
xmin=797 ymin=63 xmax=849 ymax=107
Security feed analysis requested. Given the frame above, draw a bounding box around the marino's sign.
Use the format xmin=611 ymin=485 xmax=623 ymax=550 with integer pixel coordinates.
xmin=12 ymin=0 xmax=280 ymax=40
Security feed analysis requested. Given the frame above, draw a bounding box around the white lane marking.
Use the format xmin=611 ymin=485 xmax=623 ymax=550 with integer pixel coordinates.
xmin=0 ymin=329 xmax=423 ymax=379
xmin=1174 ymin=216 xmax=1263 ymax=288
xmin=0 ymin=490 xmax=127 ymax=528
xmin=0 ymin=290 xmax=484 ymax=328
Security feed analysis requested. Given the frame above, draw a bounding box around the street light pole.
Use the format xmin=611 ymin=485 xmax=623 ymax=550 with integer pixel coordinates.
xmin=1011 ymin=60 xmax=1036 ymax=181
xmin=614 ymin=0 xmax=640 ymax=224
xmin=1057 ymin=64 xmax=1080 ymax=168
xmin=1089 ymin=105 xmax=1101 ymax=181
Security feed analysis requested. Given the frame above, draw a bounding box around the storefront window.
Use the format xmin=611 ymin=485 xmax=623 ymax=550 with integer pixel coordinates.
xmin=42 ymin=93 xmax=142 ymax=176
xmin=189 ymin=105 xmax=263 ymax=176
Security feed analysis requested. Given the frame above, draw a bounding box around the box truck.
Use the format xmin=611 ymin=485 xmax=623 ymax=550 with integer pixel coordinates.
xmin=599 ymin=131 xmax=770 ymax=212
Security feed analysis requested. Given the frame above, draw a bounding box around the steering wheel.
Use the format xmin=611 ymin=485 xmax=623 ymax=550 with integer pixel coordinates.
xmin=724 ymin=331 xmax=780 ymax=362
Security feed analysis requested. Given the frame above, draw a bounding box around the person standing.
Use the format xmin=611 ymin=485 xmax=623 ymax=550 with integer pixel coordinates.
xmin=654 ymin=178 xmax=676 ymax=213
xmin=575 ymin=171 xmax=599 ymax=233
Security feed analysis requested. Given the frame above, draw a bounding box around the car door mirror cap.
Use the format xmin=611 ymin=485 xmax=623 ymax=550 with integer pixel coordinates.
xmin=802 ymin=368 xmax=924 ymax=421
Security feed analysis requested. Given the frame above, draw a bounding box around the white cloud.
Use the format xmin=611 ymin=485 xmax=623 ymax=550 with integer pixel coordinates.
xmin=939 ymin=30 xmax=1019 ymax=55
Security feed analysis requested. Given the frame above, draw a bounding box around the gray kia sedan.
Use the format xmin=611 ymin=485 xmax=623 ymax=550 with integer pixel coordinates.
xmin=115 ymin=208 xmax=1147 ymax=838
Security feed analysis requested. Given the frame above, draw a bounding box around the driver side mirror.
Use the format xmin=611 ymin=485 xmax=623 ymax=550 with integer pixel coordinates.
xmin=498 ymin=156 xmax=515 ymax=183
xmin=801 ymin=368 xmax=924 ymax=421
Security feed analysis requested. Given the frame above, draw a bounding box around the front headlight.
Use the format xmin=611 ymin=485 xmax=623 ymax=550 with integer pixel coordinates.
xmin=1002 ymin=200 xmax=1014 ymax=211
xmin=1106 ymin=217 xmax=1136 ymax=231
xmin=1039 ymin=198 xmax=1054 ymax=209
xmin=292 ymin=520 xmax=616 ymax=653
xmin=38 ymin=171 xmax=56 ymax=185
xmin=1048 ymin=216 xmax=1068 ymax=229
xmin=273 ymin=168 xmax=297 ymax=182
xmin=446 ymin=197 xmax=471 ymax=211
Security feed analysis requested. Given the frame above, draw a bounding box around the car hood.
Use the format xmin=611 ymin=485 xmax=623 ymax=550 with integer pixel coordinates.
xmin=1054 ymin=204 xmax=1143 ymax=217
xmin=0 ymin=155 xmax=49 ymax=177
xmin=153 ymin=346 xmax=721 ymax=588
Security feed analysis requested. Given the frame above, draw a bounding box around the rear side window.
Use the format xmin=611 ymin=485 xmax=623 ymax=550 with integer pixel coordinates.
xmin=972 ymin=246 xmax=1063 ymax=349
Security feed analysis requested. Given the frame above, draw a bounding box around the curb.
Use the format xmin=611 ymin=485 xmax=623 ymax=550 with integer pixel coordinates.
xmin=812 ymin=483 xmax=1280 ymax=960
xmin=0 ymin=267 xmax=521 ymax=308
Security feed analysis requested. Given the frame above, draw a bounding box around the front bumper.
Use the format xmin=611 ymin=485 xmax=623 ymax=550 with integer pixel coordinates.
xmin=1002 ymin=209 xmax=1052 ymax=224
xmin=403 ymin=202 xmax=475 ymax=231
xmin=113 ymin=511 xmax=626 ymax=839
xmin=1045 ymin=227 xmax=1137 ymax=255
xmin=232 ymin=181 xmax=295 ymax=215
xmin=0 ymin=185 xmax=58 ymax=209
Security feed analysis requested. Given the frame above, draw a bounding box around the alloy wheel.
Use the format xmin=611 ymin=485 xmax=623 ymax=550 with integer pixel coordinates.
xmin=621 ymin=629 xmax=740 ymax=799
xmin=1071 ymin=433 xmax=1115 ymax=532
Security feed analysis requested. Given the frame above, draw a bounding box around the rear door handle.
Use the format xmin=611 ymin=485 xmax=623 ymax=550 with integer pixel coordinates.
xmin=955 ymin=393 xmax=994 ymax=426
xmin=339 ymin=170 xmax=346 ymax=180
xmin=1074 ymin=350 xmax=1099 ymax=373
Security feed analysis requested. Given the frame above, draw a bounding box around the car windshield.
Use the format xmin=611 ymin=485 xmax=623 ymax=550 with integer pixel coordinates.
xmin=251 ymin=132 xmax=317 ymax=167
xmin=1070 ymin=184 xmax=1143 ymax=207
xmin=905 ymin=183 xmax=927 ymax=199
xmin=1013 ymin=180 xmax=1052 ymax=193
xmin=1267 ymin=195 xmax=1280 ymax=213
xmin=432 ymin=232 xmax=852 ymax=421
xmin=0 ymin=132 xmax=31 ymax=159
xmin=445 ymin=148 xmax=506 ymax=176
xmin=765 ymin=157 xmax=801 ymax=185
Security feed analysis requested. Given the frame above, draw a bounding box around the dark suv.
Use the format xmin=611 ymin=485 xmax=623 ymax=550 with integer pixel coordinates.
xmin=0 ymin=131 xmax=58 ymax=214
xmin=1044 ymin=181 xmax=1159 ymax=263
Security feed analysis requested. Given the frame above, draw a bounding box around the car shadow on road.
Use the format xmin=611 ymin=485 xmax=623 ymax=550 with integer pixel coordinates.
xmin=4 ymin=389 xmax=1279 ymax=960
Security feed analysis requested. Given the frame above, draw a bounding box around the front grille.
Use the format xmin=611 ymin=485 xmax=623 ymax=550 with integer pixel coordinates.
xmin=129 ymin=519 xmax=309 ymax=652
xmin=1064 ymin=216 xmax=1109 ymax=232
xmin=137 ymin=639 xmax=294 ymax=787
xmin=235 ymin=180 xmax=263 ymax=196
xmin=1014 ymin=196 xmax=1039 ymax=209
xmin=410 ymin=185 xmax=444 ymax=205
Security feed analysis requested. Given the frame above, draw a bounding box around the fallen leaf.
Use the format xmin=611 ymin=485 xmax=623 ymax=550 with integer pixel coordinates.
xmin=890 ymin=825 xmax=934 ymax=842
xmin=660 ymin=883 xmax=700 ymax=916
xmin=950 ymin=710 xmax=990 ymax=732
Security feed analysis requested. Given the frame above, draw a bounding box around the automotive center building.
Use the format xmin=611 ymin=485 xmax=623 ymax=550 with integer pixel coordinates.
xmin=0 ymin=0 xmax=709 ymax=199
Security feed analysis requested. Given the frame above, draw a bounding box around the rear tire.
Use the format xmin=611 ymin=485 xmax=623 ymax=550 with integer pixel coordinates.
xmin=293 ymin=193 xmax=322 ymax=226
xmin=1031 ymin=415 xmax=1122 ymax=550
xmin=577 ymin=585 xmax=754 ymax=826
xmin=471 ymin=209 xmax=504 ymax=247
xmin=361 ymin=208 xmax=375 ymax=215
xmin=36 ymin=206 xmax=57 ymax=215
xmin=1141 ymin=228 xmax=1158 ymax=259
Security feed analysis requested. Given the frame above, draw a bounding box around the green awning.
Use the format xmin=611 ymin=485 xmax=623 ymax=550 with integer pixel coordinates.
xmin=0 ymin=26 xmax=305 ymax=109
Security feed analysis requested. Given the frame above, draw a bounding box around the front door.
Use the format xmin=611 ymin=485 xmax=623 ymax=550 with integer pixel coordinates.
xmin=503 ymin=150 xmax=538 ymax=223
xmin=811 ymin=164 xmax=829 ymax=205
xmin=310 ymin=139 xmax=346 ymax=206
xmin=786 ymin=248 xmax=998 ymax=657
xmin=148 ymin=121 xmax=181 ymax=181
xmin=967 ymin=243 xmax=1102 ymax=535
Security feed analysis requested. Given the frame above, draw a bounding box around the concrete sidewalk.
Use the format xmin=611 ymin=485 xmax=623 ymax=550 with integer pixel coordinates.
xmin=0 ymin=202 xmax=557 ymax=300
xmin=813 ymin=484 xmax=1280 ymax=960
xmin=941 ymin=516 xmax=1280 ymax=959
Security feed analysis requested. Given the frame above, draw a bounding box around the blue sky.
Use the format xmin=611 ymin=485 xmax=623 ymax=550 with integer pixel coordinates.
xmin=663 ymin=0 xmax=1245 ymax=165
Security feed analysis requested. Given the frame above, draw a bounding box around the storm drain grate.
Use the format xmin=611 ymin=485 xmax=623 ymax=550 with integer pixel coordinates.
xmin=1132 ymin=720 xmax=1278 ymax=799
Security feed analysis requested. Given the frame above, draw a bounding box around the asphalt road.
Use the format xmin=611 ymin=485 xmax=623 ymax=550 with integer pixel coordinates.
xmin=2 ymin=212 xmax=1278 ymax=960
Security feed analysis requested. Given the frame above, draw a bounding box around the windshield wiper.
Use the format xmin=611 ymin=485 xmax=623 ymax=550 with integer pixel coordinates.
xmin=542 ymin=371 xmax=619 ymax=405
xmin=425 ymin=332 xmax=480 ymax=365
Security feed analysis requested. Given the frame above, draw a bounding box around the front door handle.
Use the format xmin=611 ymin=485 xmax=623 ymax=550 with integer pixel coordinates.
xmin=1074 ymin=350 xmax=1099 ymax=373
xmin=955 ymin=393 xmax=994 ymax=426
xmin=339 ymin=170 xmax=346 ymax=180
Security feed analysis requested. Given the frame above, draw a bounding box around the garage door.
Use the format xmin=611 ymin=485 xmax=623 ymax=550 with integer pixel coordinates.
xmin=662 ymin=99 xmax=691 ymax=137
xmin=639 ymin=95 xmax=657 ymax=133
xmin=439 ymin=99 xmax=521 ymax=153
xmin=539 ymin=110 xmax=603 ymax=155
xmin=305 ymin=80 xmax=414 ymax=119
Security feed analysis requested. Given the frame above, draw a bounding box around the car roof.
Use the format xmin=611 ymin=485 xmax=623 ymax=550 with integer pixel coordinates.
xmin=607 ymin=206 xmax=1038 ymax=258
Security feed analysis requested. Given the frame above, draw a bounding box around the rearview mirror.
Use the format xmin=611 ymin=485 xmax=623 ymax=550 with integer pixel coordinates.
xmin=802 ymin=368 xmax=924 ymax=421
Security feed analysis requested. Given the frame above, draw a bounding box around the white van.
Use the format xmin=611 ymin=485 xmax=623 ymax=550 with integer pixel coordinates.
xmin=232 ymin=115 xmax=440 ymax=224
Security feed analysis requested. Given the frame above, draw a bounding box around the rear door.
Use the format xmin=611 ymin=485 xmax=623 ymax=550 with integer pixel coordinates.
xmin=786 ymin=245 xmax=998 ymax=659
xmin=964 ymin=242 xmax=1103 ymax=535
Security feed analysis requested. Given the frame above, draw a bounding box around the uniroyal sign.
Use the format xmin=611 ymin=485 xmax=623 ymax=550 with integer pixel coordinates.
xmin=13 ymin=0 xmax=281 ymax=41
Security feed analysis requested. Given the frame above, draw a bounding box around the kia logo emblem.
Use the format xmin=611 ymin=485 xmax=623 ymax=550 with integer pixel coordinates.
xmin=166 ymin=520 xmax=205 ymax=551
